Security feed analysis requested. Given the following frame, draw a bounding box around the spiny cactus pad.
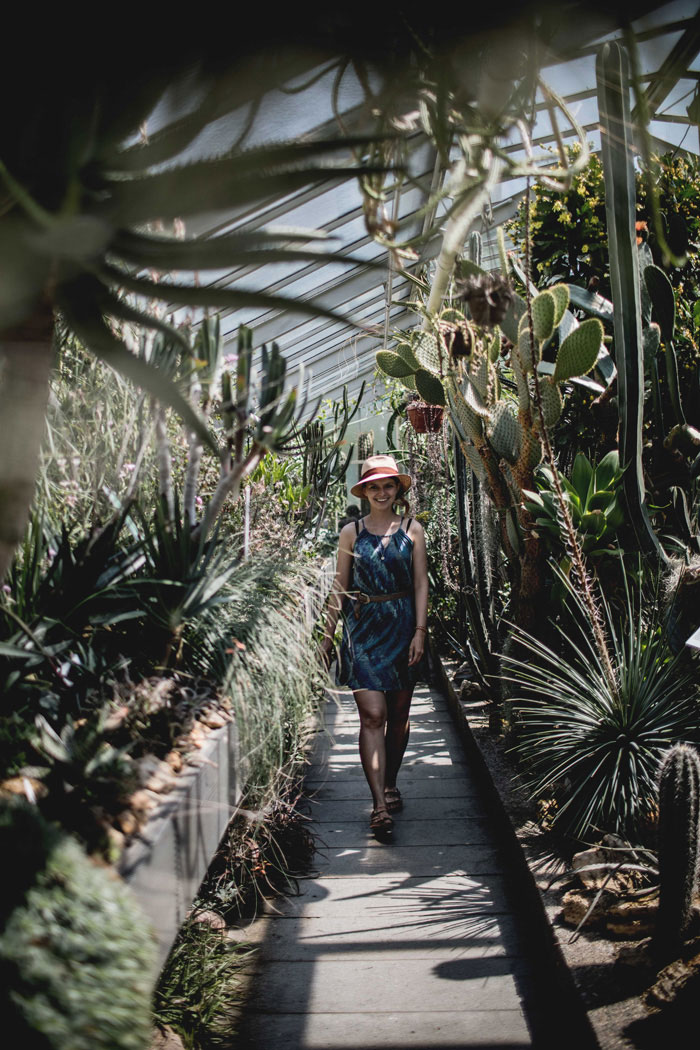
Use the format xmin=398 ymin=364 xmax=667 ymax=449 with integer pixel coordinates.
xmin=550 ymin=283 xmax=570 ymax=328
xmin=401 ymin=374 xmax=417 ymax=391
xmin=539 ymin=377 xmax=563 ymax=427
xmin=488 ymin=402 xmax=521 ymax=463
xmin=471 ymin=352 xmax=492 ymax=402
xmin=448 ymin=384 xmax=484 ymax=442
xmin=415 ymin=369 xmax=446 ymax=406
xmin=395 ymin=341 xmax=421 ymax=372
xmin=532 ymin=290 xmax=556 ymax=343
xmin=412 ymin=332 xmax=443 ymax=373
xmin=517 ymin=326 xmax=539 ymax=371
xmin=488 ymin=331 xmax=501 ymax=363
xmin=552 ymin=318 xmax=604 ymax=384
xmin=376 ymin=350 xmax=415 ymax=379
xmin=463 ymin=442 xmax=486 ymax=481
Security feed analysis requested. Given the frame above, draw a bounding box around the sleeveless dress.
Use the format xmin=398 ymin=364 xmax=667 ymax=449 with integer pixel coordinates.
xmin=338 ymin=519 xmax=418 ymax=691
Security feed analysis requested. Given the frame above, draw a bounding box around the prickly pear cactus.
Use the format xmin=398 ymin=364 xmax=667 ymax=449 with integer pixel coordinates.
xmin=374 ymin=284 xmax=601 ymax=561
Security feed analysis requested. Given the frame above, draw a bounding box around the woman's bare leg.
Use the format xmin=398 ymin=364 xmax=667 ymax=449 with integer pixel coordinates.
xmin=385 ymin=689 xmax=413 ymax=789
xmin=353 ymin=689 xmax=388 ymax=810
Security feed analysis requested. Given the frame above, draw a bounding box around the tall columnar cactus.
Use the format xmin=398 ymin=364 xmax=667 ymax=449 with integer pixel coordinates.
xmin=299 ymin=384 xmax=363 ymax=528
xmin=655 ymin=743 xmax=700 ymax=956
xmin=357 ymin=430 xmax=374 ymax=462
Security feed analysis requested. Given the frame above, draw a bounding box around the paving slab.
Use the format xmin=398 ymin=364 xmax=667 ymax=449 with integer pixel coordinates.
xmin=231 ymin=685 xmax=559 ymax=1048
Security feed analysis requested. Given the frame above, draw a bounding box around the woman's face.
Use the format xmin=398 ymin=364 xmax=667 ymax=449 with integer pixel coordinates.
xmin=363 ymin=477 xmax=400 ymax=510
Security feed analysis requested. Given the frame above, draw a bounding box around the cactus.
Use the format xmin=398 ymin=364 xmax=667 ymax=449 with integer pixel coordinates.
xmin=299 ymin=384 xmax=364 ymax=529
xmin=357 ymin=430 xmax=374 ymax=462
xmin=374 ymin=281 xmax=604 ymax=630
xmin=655 ymin=743 xmax=700 ymax=956
xmin=0 ymin=800 xmax=156 ymax=1050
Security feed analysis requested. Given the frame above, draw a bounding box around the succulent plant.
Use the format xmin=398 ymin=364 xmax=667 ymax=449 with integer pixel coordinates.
xmin=655 ymin=743 xmax=700 ymax=956
xmin=0 ymin=800 xmax=156 ymax=1050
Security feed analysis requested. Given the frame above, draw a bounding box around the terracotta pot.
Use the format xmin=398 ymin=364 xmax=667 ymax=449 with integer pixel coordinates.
xmin=407 ymin=402 xmax=444 ymax=433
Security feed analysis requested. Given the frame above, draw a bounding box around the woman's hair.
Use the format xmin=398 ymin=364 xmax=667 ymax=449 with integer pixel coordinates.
xmin=394 ymin=482 xmax=410 ymax=517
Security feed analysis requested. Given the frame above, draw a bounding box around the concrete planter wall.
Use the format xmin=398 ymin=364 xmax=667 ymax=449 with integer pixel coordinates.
xmin=118 ymin=557 xmax=334 ymax=969
xmin=118 ymin=719 xmax=247 ymax=969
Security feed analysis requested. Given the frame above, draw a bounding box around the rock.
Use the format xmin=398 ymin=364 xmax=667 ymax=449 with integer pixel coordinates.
xmin=0 ymin=776 xmax=48 ymax=801
xmin=116 ymin=809 xmax=140 ymax=836
xmin=646 ymin=952 xmax=700 ymax=1007
xmin=151 ymin=1025 xmax=186 ymax=1050
xmin=191 ymin=909 xmax=226 ymax=930
xmin=200 ymin=708 xmax=229 ymax=729
xmin=561 ymin=888 xmax=613 ymax=928
xmin=606 ymin=896 xmax=658 ymax=939
xmin=136 ymin=755 xmax=177 ymax=793
xmin=129 ymin=789 xmax=161 ymax=817
xmin=165 ymin=749 xmax=184 ymax=773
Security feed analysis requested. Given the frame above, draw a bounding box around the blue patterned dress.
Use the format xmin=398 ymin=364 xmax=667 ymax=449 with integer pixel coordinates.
xmin=339 ymin=519 xmax=418 ymax=691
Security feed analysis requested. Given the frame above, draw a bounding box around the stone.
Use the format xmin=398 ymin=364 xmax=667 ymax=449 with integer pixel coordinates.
xmin=150 ymin=1025 xmax=185 ymax=1050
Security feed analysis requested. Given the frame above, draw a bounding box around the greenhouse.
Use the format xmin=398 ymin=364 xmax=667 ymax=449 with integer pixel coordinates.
xmin=2 ymin=2 xmax=700 ymax=1047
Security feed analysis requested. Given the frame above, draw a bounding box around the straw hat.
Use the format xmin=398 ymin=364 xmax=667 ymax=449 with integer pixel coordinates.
xmin=350 ymin=454 xmax=412 ymax=498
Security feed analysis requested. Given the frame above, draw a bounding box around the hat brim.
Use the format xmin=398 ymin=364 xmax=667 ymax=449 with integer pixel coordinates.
xmin=350 ymin=471 xmax=412 ymax=498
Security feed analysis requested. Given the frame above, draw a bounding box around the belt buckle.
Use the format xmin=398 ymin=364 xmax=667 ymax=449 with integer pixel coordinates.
xmin=356 ymin=592 xmax=370 ymax=605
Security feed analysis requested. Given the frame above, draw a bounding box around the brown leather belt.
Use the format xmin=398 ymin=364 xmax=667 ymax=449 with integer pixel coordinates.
xmin=350 ymin=590 xmax=411 ymax=620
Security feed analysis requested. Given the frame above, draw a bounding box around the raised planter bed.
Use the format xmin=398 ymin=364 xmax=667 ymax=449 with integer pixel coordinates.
xmin=118 ymin=718 xmax=248 ymax=969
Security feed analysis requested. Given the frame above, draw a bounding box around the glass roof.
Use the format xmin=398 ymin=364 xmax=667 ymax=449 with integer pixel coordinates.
xmin=156 ymin=2 xmax=700 ymax=418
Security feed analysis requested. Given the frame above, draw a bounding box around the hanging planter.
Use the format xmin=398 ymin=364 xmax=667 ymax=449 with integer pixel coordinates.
xmin=407 ymin=401 xmax=444 ymax=433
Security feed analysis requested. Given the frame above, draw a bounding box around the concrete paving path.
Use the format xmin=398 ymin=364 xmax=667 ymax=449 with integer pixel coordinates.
xmin=233 ymin=683 xmax=562 ymax=1049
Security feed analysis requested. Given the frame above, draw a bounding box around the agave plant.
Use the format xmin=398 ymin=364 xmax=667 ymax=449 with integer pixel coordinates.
xmin=504 ymin=563 xmax=700 ymax=840
xmin=0 ymin=42 xmax=392 ymax=582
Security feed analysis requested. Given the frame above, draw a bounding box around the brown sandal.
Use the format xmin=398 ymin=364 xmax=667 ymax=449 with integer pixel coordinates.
xmin=370 ymin=807 xmax=394 ymax=833
xmin=384 ymin=787 xmax=403 ymax=813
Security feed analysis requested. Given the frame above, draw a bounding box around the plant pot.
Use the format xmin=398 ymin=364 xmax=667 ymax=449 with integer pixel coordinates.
xmin=407 ymin=402 xmax=444 ymax=434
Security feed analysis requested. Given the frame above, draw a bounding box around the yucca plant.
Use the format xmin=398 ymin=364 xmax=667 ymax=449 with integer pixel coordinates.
xmin=504 ymin=562 xmax=700 ymax=840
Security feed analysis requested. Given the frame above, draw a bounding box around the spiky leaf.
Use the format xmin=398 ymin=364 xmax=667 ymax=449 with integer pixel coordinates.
xmin=376 ymin=350 xmax=415 ymax=379
xmin=401 ymin=374 xmax=417 ymax=391
xmin=488 ymin=331 xmax=501 ymax=363
xmin=415 ymin=369 xmax=446 ymax=406
xmin=532 ymin=290 xmax=556 ymax=343
xmin=553 ymin=319 xmax=604 ymax=384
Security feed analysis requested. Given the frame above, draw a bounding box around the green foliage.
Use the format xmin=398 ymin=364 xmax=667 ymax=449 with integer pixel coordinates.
xmin=506 ymin=568 xmax=700 ymax=839
xmin=655 ymin=743 xmax=700 ymax=955
xmin=551 ymin=318 xmax=604 ymax=384
xmin=153 ymin=914 xmax=253 ymax=1050
xmin=523 ymin=450 xmax=625 ymax=556
xmin=0 ymin=801 xmax=156 ymax=1050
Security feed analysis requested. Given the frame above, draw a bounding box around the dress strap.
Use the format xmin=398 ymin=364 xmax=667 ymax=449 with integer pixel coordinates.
xmin=355 ymin=518 xmax=361 ymax=536
xmin=406 ymin=517 xmax=413 ymax=532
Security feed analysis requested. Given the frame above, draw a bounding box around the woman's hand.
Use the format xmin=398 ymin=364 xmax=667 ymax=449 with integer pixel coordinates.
xmin=319 ymin=635 xmax=334 ymax=670
xmin=408 ymin=628 xmax=426 ymax=666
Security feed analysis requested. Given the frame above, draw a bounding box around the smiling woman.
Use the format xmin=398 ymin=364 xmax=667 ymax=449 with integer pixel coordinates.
xmin=320 ymin=454 xmax=428 ymax=836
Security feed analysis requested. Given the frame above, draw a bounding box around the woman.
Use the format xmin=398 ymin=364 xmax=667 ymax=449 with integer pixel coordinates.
xmin=320 ymin=454 xmax=428 ymax=834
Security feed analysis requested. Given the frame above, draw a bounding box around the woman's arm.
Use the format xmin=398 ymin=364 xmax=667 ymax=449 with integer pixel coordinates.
xmin=320 ymin=523 xmax=355 ymax=660
xmin=408 ymin=520 xmax=428 ymax=666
